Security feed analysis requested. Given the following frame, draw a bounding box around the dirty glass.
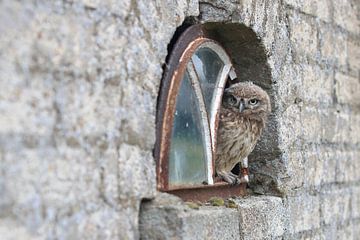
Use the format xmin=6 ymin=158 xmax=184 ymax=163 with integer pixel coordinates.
xmin=169 ymin=71 xmax=207 ymax=186
xmin=192 ymin=47 xmax=224 ymax=116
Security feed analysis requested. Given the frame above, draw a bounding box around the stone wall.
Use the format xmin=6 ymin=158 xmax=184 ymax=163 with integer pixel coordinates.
xmin=0 ymin=0 xmax=359 ymax=239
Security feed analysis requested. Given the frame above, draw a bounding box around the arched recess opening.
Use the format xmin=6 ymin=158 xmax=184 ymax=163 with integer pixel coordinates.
xmin=155 ymin=21 xmax=281 ymax=200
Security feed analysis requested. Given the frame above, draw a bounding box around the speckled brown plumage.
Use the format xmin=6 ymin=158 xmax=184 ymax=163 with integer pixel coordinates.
xmin=215 ymin=81 xmax=271 ymax=184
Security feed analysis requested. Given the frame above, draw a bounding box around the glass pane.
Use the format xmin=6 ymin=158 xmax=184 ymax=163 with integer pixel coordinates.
xmin=169 ymin=71 xmax=207 ymax=186
xmin=192 ymin=47 xmax=224 ymax=116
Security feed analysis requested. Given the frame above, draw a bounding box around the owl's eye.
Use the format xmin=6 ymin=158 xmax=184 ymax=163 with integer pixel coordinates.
xmin=248 ymin=99 xmax=259 ymax=105
xmin=227 ymin=95 xmax=237 ymax=105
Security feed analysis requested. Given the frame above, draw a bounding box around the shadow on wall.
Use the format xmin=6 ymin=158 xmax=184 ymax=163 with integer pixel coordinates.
xmin=163 ymin=20 xmax=282 ymax=195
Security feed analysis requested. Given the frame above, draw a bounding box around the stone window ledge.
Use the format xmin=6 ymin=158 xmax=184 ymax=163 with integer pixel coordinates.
xmin=140 ymin=193 xmax=285 ymax=239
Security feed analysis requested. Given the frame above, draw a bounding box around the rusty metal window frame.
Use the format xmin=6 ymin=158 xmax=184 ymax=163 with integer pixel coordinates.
xmin=186 ymin=60 xmax=214 ymax=185
xmin=155 ymin=25 xmax=246 ymax=201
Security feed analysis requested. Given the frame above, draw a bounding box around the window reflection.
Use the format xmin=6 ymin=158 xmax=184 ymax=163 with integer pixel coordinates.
xmin=169 ymin=71 xmax=207 ymax=186
xmin=192 ymin=47 xmax=224 ymax=117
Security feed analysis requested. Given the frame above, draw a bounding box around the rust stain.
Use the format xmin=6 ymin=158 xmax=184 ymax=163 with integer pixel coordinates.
xmin=241 ymin=168 xmax=249 ymax=176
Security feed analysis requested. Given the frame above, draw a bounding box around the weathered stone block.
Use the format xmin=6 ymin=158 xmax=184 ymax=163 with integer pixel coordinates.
xmin=199 ymin=1 xmax=237 ymax=23
xmin=288 ymin=12 xmax=318 ymax=56
xmin=336 ymin=151 xmax=360 ymax=183
xmin=302 ymin=0 xmax=331 ymax=22
xmin=140 ymin=193 xmax=240 ymax=240
xmin=335 ymin=72 xmax=360 ymax=105
xmin=235 ymin=196 xmax=285 ymax=239
xmin=321 ymin=110 xmax=351 ymax=143
xmin=0 ymin=74 xmax=56 ymax=137
xmin=140 ymin=195 xmax=286 ymax=240
xmin=304 ymin=145 xmax=337 ymax=187
xmin=277 ymin=65 xmax=303 ymax=148
xmin=353 ymin=221 xmax=360 ymax=237
xmin=300 ymin=63 xmax=333 ymax=105
xmin=136 ymin=0 xmax=200 ymax=63
xmin=319 ymin=25 xmax=348 ymax=66
xmin=181 ymin=207 xmax=240 ymax=240
xmin=277 ymin=63 xmax=303 ymax=108
xmin=0 ymin=218 xmax=42 ymax=240
xmin=263 ymin=0 xmax=280 ymax=49
xmin=303 ymin=148 xmax=323 ymax=187
xmin=351 ymin=186 xmax=360 ymax=219
xmin=118 ymin=143 xmax=156 ymax=200
xmin=288 ymin=229 xmax=326 ymax=240
xmin=117 ymin=80 xmax=157 ymax=149
xmin=302 ymin=230 xmax=325 ymax=240
xmin=321 ymin=223 xmax=355 ymax=240
xmin=50 ymin=204 xmax=141 ymax=240
xmin=348 ymin=40 xmax=360 ymax=72
xmin=237 ymin=0 xmax=253 ymax=26
xmin=321 ymin=189 xmax=352 ymax=225
xmin=278 ymin=104 xmax=302 ymax=148
xmin=284 ymin=149 xmax=305 ymax=190
xmin=336 ymin=223 xmax=354 ymax=240
xmin=252 ymin=0 xmax=267 ymax=34
xmin=284 ymin=0 xmax=331 ymax=22
xmin=287 ymin=194 xmax=320 ymax=233
xmin=139 ymin=193 xmax=184 ymax=240
xmin=2 ymin=149 xmax=54 ymax=230
xmin=300 ymin=107 xmax=322 ymax=143
xmin=333 ymin=0 xmax=359 ymax=34
xmin=349 ymin=114 xmax=360 ymax=144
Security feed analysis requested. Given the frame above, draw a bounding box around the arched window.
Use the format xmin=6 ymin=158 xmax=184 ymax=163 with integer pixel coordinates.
xmin=155 ymin=24 xmax=245 ymax=199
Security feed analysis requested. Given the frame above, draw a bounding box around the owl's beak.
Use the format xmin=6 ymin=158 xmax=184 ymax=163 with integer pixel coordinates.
xmin=239 ymin=101 xmax=245 ymax=113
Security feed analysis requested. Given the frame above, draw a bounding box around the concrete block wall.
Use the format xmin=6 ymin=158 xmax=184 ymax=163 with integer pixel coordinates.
xmin=0 ymin=0 xmax=359 ymax=239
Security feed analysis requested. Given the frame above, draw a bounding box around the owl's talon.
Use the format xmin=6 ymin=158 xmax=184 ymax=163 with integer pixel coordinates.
xmin=218 ymin=172 xmax=241 ymax=185
xmin=231 ymin=178 xmax=241 ymax=186
xmin=229 ymin=172 xmax=238 ymax=178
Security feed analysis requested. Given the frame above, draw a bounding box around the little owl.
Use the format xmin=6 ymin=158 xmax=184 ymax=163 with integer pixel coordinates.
xmin=215 ymin=81 xmax=271 ymax=185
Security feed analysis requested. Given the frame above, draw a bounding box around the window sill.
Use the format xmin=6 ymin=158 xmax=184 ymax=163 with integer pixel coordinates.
xmin=165 ymin=182 xmax=247 ymax=202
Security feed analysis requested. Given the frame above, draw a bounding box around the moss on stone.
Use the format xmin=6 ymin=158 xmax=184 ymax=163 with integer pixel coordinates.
xmin=209 ymin=197 xmax=225 ymax=206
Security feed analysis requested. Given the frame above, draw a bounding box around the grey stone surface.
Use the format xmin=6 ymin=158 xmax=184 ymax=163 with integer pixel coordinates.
xmin=285 ymin=0 xmax=332 ymax=22
xmin=287 ymin=194 xmax=321 ymax=233
xmin=321 ymin=188 xmax=352 ymax=226
xmin=287 ymin=10 xmax=318 ymax=57
xmin=318 ymin=23 xmax=348 ymax=67
xmin=0 ymin=0 xmax=196 ymax=238
xmin=335 ymin=72 xmax=360 ymax=105
xmin=139 ymin=193 xmax=240 ymax=240
xmin=235 ymin=196 xmax=285 ymax=240
xmin=303 ymin=145 xmax=337 ymax=187
xmin=333 ymin=0 xmax=359 ymax=34
xmin=0 ymin=218 xmax=43 ymax=240
xmin=0 ymin=0 xmax=359 ymax=239
xmin=140 ymin=194 xmax=284 ymax=240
